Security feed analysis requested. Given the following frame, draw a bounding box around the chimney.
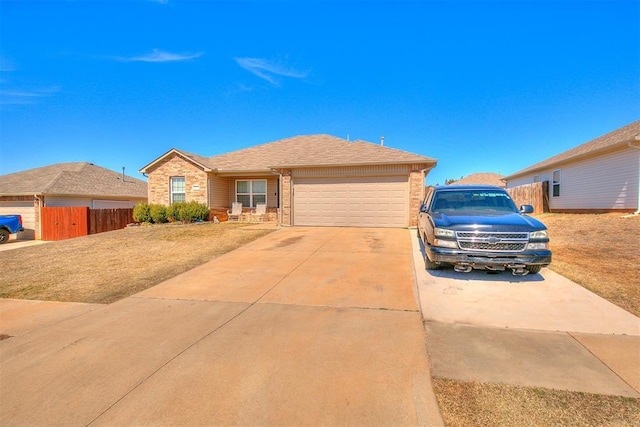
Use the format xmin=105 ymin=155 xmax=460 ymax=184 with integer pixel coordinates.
xmin=380 ymin=135 xmax=385 ymax=146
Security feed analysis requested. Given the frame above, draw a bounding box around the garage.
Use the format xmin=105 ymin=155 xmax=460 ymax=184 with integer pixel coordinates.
xmin=0 ymin=201 xmax=36 ymax=239
xmin=293 ymin=176 xmax=409 ymax=227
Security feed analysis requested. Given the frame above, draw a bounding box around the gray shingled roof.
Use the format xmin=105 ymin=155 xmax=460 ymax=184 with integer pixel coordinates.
xmin=505 ymin=120 xmax=640 ymax=180
xmin=209 ymin=134 xmax=435 ymax=171
xmin=0 ymin=162 xmax=148 ymax=198
xmin=451 ymin=172 xmax=506 ymax=187
xmin=142 ymin=134 xmax=436 ymax=173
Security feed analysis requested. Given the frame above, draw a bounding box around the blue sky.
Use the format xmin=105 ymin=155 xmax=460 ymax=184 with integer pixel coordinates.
xmin=1 ymin=0 xmax=638 ymax=185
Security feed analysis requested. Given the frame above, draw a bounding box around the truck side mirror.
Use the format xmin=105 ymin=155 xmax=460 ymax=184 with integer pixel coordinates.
xmin=520 ymin=205 xmax=534 ymax=214
xmin=419 ymin=203 xmax=428 ymax=213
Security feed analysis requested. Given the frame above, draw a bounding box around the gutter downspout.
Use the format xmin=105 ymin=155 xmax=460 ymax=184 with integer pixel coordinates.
xmin=270 ymin=168 xmax=282 ymax=226
xmin=278 ymin=172 xmax=283 ymax=226
xmin=629 ymin=136 xmax=640 ymax=215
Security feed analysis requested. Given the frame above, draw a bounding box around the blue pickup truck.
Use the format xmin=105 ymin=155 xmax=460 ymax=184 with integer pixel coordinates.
xmin=0 ymin=215 xmax=25 ymax=244
xmin=417 ymin=185 xmax=552 ymax=276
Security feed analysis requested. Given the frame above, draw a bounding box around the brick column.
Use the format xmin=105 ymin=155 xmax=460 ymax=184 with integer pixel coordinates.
xmin=408 ymin=168 xmax=425 ymax=227
xmin=34 ymin=197 xmax=42 ymax=240
xmin=280 ymin=170 xmax=292 ymax=226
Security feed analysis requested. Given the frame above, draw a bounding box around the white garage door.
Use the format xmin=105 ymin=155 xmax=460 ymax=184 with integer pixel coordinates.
xmin=293 ymin=176 xmax=409 ymax=227
xmin=0 ymin=201 xmax=36 ymax=239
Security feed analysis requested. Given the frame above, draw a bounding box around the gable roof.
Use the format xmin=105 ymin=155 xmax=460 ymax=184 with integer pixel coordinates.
xmin=505 ymin=120 xmax=640 ymax=180
xmin=0 ymin=162 xmax=148 ymax=198
xmin=140 ymin=134 xmax=437 ymax=174
xmin=450 ymin=172 xmax=506 ymax=187
xmin=139 ymin=148 xmax=216 ymax=173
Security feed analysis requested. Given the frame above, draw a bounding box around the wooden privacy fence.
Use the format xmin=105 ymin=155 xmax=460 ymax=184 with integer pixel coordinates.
xmin=89 ymin=208 xmax=133 ymax=235
xmin=41 ymin=207 xmax=133 ymax=241
xmin=506 ymin=181 xmax=549 ymax=213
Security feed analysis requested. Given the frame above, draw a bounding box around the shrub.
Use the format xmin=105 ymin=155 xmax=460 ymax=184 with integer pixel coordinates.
xmin=149 ymin=204 xmax=168 ymax=223
xmin=182 ymin=201 xmax=210 ymax=223
xmin=166 ymin=203 xmax=179 ymax=222
xmin=133 ymin=203 xmax=152 ymax=223
xmin=167 ymin=201 xmax=210 ymax=223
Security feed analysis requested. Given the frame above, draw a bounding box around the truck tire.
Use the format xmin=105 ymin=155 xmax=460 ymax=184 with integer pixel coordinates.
xmin=526 ymin=265 xmax=542 ymax=274
xmin=424 ymin=251 xmax=440 ymax=270
xmin=0 ymin=229 xmax=9 ymax=244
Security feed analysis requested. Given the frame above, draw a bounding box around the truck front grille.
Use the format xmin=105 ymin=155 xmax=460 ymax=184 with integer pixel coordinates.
xmin=456 ymin=231 xmax=529 ymax=253
xmin=457 ymin=232 xmax=528 ymax=239
xmin=459 ymin=241 xmax=527 ymax=251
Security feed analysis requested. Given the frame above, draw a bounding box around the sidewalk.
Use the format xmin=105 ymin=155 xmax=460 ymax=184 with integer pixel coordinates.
xmin=0 ymin=239 xmax=49 ymax=252
xmin=410 ymin=231 xmax=640 ymax=398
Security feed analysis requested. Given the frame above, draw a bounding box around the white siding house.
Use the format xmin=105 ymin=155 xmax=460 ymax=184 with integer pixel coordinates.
xmin=504 ymin=121 xmax=640 ymax=213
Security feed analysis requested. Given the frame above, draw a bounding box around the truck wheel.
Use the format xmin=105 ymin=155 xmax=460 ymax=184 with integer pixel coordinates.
xmin=526 ymin=265 xmax=542 ymax=274
xmin=0 ymin=229 xmax=9 ymax=244
xmin=424 ymin=251 xmax=440 ymax=270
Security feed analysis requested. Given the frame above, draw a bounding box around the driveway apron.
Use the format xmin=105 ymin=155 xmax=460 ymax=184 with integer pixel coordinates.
xmin=411 ymin=232 xmax=640 ymax=398
xmin=0 ymin=227 xmax=443 ymax=426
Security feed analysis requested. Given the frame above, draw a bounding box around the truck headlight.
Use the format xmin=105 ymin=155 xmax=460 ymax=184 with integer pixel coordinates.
xmin=530 ymin=230 xmax=549 ymax=239
xmin=434 ymin=228 xmax=455 ymax=238
xmin=527 ymin=242 xmax=549 ymax=250
xmin=435 ymin=239 xmax=458 ymax=249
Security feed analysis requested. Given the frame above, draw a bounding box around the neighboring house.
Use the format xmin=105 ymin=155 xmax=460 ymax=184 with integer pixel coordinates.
xmin=450 ymin=172 xmax=505 ymax=187
xmin=0 ymin=162 xmax=148 ymax=239
xmin=504 ymin=120 xmax=640 ymax=213
xmin=140 ymin=134 xmax=437 ymax=227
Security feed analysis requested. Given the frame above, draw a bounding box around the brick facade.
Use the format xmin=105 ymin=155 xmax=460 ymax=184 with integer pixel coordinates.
xmin=147 ymin=154 xmax=209 ymax=205
xmin=145 ymin=154 xmax=430 ymax=227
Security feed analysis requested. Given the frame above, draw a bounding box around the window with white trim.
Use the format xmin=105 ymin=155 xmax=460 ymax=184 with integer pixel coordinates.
xmin=552 ymin=170 xmax=560 ymax=197
xmin=171 ymin=176 xmax=186 ymax=203
xmin=236 ymin=179 xmax=266 ymax=208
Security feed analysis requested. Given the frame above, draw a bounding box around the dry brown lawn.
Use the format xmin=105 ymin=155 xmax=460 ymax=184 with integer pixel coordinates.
xmin=538 ymin=213 xmax=640 ymax=317
xmin=434 ymin=379 xmax=640 ymax=427
xmin=0 ymin=222 xmax=274 ymax=304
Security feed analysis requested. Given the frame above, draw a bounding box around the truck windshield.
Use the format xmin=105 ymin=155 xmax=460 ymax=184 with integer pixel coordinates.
xmin=431 ymin=190 xmax=518 ymax=212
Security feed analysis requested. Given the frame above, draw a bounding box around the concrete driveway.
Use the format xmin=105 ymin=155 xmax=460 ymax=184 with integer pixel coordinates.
xmin=411 ymin=233 xmax=640 ymax=398
xmin=0 ymin=227 xmax=443 ymax=426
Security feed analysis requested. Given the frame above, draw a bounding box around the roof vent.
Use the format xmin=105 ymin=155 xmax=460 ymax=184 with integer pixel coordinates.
xmin=380 ymin=135 xmax=385 ymax=146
